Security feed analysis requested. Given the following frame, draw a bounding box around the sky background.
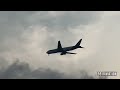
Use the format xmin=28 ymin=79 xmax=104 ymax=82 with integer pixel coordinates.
xmin=0 ymin=11 xmax=119 ymax=79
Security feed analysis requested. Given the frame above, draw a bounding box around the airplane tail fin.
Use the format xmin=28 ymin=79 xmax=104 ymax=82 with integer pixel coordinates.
xmin=75 ymin=39 xmax=84 ymax=48
xmin=75 ymin=39 xmax=82 ymax=46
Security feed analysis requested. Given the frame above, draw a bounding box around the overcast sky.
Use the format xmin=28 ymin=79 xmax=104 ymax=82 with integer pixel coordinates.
xmin=0 ymin=11 xmax=119 ymax=79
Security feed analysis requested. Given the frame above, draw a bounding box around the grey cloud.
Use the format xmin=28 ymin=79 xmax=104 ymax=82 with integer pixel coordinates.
xmin=0 ymin=11 xmax=111 ymax=79
xmin=0 ymin=57 xmax=8 ymax=69
xmin=0 ymin=11 xmax=102 ymax=45
xmin=0 ymin=11 xmax=102 ymax=35
xmin=0 ymin=11 xmax=36 ymax=40
xmin=0 ymin=11 xmax=103 ymax=53
xmin=27 ymin=11 xmax=102 ymax=30
xmin=0 ymin=60 xmax=107 ymax=79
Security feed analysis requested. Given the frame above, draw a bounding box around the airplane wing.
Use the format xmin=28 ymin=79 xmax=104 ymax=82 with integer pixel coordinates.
xmin=60 ymin=51 xmax=76 ymax=55
xmin=57 ymin=41 xmax=66 ymax=54
xmin=57 ymin=41 xmax=76 ymax=55
xmin=66 ymin=52 xmax=76 ymax=54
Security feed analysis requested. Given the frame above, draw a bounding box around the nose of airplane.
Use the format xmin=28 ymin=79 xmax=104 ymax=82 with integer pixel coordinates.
xmin=46 ymin=51 xmax=50 ymax=54
xmin=46 ymin=51 xmax=50 ymax=56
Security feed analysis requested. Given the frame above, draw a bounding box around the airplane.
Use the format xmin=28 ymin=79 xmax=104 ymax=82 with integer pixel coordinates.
xmin=46 ymin=39 xmax=84 ymax=55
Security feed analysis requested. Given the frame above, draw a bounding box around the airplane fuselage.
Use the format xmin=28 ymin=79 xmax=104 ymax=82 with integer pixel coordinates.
xmin=47 ymin=46 xmax=79 ymax=54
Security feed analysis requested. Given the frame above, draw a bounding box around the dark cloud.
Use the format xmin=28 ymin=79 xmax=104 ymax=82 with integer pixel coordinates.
xmin=0 ymin=60 xmax=65 ymax=79
xmin=0 ymin=59 xmax=107 ymax=79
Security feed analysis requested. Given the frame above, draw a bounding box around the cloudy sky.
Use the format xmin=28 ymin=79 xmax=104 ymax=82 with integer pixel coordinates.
xmin=0 ymin=11 xmax=119 ymax=79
